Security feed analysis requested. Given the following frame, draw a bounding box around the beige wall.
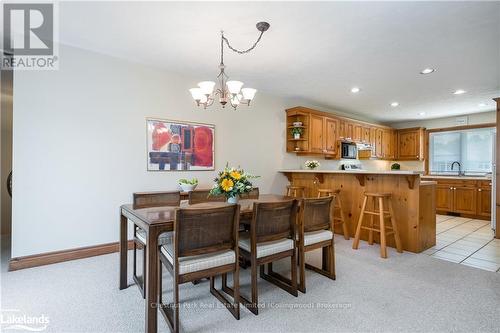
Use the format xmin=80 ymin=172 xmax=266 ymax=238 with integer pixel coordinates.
xmin=390 ymin=111 xmax=496 ymax=129
xmin=1 ymin=69 xmax=13 ymax=236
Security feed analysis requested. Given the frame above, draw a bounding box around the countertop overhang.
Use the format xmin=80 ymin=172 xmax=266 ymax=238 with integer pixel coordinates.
xmin=278 ymin=169 xmax=422 ymax=175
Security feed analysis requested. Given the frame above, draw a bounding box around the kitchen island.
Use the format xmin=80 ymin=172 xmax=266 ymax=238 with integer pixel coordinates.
xmin=279 ymin=169 xmax=436 ymax=253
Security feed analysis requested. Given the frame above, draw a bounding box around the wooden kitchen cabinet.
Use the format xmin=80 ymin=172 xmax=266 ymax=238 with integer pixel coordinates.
xmin=382 ymin=129 xmax=395 ymax=159
xmin=324 ymin=117 xmax=339 ymax=155
xmin=285 ymin=107 xmax=421 ymax=161
xmin=436 ymin=185 xmax=453 ymax=211
xmin=309 ymin=114 xmax=325 ymax=153
xmin=425 ymin=178 xmax=491 ymax=220
xmin=453 ymin=186 xmax=477 ymax=215
xmin=477 ymin=181 xmax=492 ymax=217
xmin=353 ymin=124 xmax=363 ymax=142
xmin=396 ymin=127 xmax=424 ymax=160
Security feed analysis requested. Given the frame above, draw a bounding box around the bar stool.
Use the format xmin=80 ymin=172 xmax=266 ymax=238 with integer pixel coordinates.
xmin=286 ymin=185 xmax=305 ymax=198
xmin=317 ymin=189 xmax=350 ymax=240
xmin=352 ymin=192 xmax=402 ymax=258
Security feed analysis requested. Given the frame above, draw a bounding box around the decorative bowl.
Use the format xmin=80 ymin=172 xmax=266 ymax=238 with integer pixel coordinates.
xmin=179 ymin=184 xmax=197 ymax=192
xmin=292 ymin=121 xmax=303 ymax=127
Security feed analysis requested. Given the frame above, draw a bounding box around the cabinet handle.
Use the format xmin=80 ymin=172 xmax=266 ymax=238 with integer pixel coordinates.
xmin=478 ymin=189 xmax=482 ymax=192
xmin=450 ymin=187 xmax=453 ymax=190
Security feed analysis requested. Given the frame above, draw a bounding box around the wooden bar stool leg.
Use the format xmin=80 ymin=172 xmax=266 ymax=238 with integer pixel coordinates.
xmin=388 ymin=199 xmax=403 ymax=253
xmin=378 ymin=197 xmax=387 ymax=258
xmin=352 ymin=196 xmax=368 ymax=249
xmin=337 ymin=195 xmax=350 ymax=240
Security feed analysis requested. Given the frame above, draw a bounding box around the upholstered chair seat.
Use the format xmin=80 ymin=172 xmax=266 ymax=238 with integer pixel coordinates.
xmin=238 ymin=237 xmax=294 ymax=258
xmin=136 ymin=228 xmax=172 ymax=245
xmin=160 ymin=244 xmax=235 ymax=275
xmin=300 ymin=230 xmax=333 ymax=246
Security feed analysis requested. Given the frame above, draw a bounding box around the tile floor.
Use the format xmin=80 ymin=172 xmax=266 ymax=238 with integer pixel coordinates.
xmin=423 ymin=215 xmax=500 ymax=272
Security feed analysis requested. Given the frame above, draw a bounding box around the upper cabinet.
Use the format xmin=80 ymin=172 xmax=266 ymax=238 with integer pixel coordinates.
xmin=286 ymin=107 xmax=424 ymax=161
xmin=396 ymin=127 xmax=425 ymax=160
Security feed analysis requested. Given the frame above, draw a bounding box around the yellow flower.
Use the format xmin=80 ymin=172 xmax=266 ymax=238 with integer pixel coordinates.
xmin=220 ymin=178 xmax=234 ymax=192
xmin=230 ymin=171 xmax=241 ymax=180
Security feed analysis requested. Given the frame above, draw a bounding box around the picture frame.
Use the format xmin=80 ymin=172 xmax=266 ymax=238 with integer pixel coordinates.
xmin=146 ymin=118 xmax=215 ymax=171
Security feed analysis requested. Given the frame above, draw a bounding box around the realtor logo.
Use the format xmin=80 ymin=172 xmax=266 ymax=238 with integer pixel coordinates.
xmin=2 ymin=2 xmax=59 ymax=70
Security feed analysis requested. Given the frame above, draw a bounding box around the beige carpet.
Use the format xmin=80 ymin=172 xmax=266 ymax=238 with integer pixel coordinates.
xmin=1 ymin=236 xmax=500 ymax=332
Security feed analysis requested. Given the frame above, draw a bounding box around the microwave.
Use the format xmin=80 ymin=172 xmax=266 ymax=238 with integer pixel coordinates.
xmin=341 ymin=142 xmax=357 ymax=159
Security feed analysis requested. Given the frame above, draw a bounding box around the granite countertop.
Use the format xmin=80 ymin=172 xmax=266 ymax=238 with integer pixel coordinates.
xmin=279 ymin=169 xmax=422 ymax=175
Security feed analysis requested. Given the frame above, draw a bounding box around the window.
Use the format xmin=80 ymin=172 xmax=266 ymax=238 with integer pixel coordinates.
xmin=429 ymin=127 xmax=495 ymax=175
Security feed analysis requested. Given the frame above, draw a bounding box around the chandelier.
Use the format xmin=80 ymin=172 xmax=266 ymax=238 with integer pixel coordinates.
xmin=189 ymin=22 xmax=270 ymax=110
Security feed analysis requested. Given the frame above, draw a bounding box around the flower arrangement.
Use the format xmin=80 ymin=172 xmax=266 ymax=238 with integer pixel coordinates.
xmin=210 ymin=164 xmax=259 ymax=201
xmin=305 ymin=160 xmax=320 ymax=170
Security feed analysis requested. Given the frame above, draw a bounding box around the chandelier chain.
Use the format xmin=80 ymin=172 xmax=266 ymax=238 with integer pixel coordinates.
xmin=221 ymin=30 xmax=265 ymax=55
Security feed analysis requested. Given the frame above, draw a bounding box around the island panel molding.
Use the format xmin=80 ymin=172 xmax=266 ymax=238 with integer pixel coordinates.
xmin=279 ymin=170 xmax=436 ymax=253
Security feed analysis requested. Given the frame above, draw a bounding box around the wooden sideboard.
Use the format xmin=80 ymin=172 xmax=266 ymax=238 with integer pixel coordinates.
xmin=286 ymin=106 xmax=424 ymax=161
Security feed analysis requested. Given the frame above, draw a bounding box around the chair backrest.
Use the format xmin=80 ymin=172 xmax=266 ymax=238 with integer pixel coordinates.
xmin=239 ymin=187 xmax=259 ymax=199
xmin=133 ymin=191 xmax=181 ymax=209
xmin=188 ymin=190 xmax=226 ymax=205
xmin=174 ymin=204 xmax=240 ymax=258
xmin=300 ymin=196 xmax=334 ymax=233
xmin=251 ymin=200 xmax=298 ymax=243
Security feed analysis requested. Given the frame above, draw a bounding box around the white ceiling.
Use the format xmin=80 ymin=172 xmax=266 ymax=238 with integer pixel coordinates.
xmin=55 ymin=2 xmax=500 ymax=122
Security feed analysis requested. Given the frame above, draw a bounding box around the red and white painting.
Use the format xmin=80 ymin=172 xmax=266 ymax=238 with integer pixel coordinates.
xmin=147 ymin=119 xmax=215 ymax=171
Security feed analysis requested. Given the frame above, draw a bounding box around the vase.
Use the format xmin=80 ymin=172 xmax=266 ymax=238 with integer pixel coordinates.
xmin=294 ymin=133 xmax=300 ymax=139
xmin=227 ymin=196 xmax=239 ymax=204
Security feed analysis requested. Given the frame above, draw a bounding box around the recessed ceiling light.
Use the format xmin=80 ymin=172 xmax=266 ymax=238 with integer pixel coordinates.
xmin=418 ymin=112 xmax=426 ymax=116
xmin=390 ymin=102 xmax=399 ymax=107
xmin=478 ymin=103 xmax=487 ymax=107
xmin=420 ymin=68 xmax=435 ymax=74
xmin=351 ymin=87 xmax=360 ymax=93
xmin=453 ymin=89 xmax=466 ymax=95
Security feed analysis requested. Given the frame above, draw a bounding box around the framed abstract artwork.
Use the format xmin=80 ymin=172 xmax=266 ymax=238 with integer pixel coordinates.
xmin=146 ymin=118 xmax=215 ymax=171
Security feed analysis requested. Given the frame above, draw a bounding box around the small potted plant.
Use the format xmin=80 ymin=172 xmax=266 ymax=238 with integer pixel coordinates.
xmin=304 ymin=160 xmax=320 ymax=170
xmin=291 ymin=127 xmax=303 ymax=139
xmin=391 ymin=163 xmax=401 ymax=171
xmin=178 ymin=178 xmax=198 ymax=192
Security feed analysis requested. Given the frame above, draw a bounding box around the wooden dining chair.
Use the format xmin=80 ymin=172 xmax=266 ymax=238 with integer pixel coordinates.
xmin=223 ymin=200 xmax=298 ymax=315
xmin=158 ymin=205 xmax=241 ymax=333
xmin=132 ymin=191 xmax=181 ymax=298
xmin=188 ymin=189 xmax=225 ymax=205
xmin=297 ymin=196 xmax=336 ymax=293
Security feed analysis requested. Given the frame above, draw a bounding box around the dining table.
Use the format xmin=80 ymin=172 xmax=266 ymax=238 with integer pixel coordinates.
xmin=119 ymin=194 xmax=291 ymax=333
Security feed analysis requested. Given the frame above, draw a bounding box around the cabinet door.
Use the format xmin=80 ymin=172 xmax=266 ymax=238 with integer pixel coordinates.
xmin=324 ymin=118 xmax=339 ymax=154
xmin=436 ymin=185 xmax=453 ymax=211
xmin=375 ymin=129 xmax=383 ymax=158
xmin=397 ymin=129 xmax=421 ymax=160
xmin=345 ymin=122 xmax=354 ymax=140
xmin=382 ymin=129 xmax=395 ymax=159
xmin=370 ymin=127 xmax=377 ymax=157
xmin=453 ymin=187 xmax=477 ymax=214
xmin=309 ymin=114 xmax=324 ymax=153
xmin=362 ymin=127 xmax=370 ymax=143
xmin=353 ymin=124 xmax=363 ymax=142
xmin=339 ymin=121 xmax=346 ymax=139
xmin=477 ymin=187 xmax=492 ymax=217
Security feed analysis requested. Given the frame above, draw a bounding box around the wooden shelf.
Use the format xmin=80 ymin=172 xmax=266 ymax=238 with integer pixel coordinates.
xmin=288 ymin=138 xmax=307 ymax=141
xmin=287 ymin=125 xmax=306 ymax=129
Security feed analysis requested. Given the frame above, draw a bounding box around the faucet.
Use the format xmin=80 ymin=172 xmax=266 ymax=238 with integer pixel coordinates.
xmin=451 ymin=161 xmax=464 ymax=176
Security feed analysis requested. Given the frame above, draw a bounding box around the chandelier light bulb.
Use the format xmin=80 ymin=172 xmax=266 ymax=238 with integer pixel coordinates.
xmin=241 ymin=88 xmax=257 ymax=101
xmin=197 ymin=81 xmax=216 ymax=95
xmin=189 ymin=88 xmax=203 ymax=101
xmin=226 ymin=80 xmax=244 ymax=95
